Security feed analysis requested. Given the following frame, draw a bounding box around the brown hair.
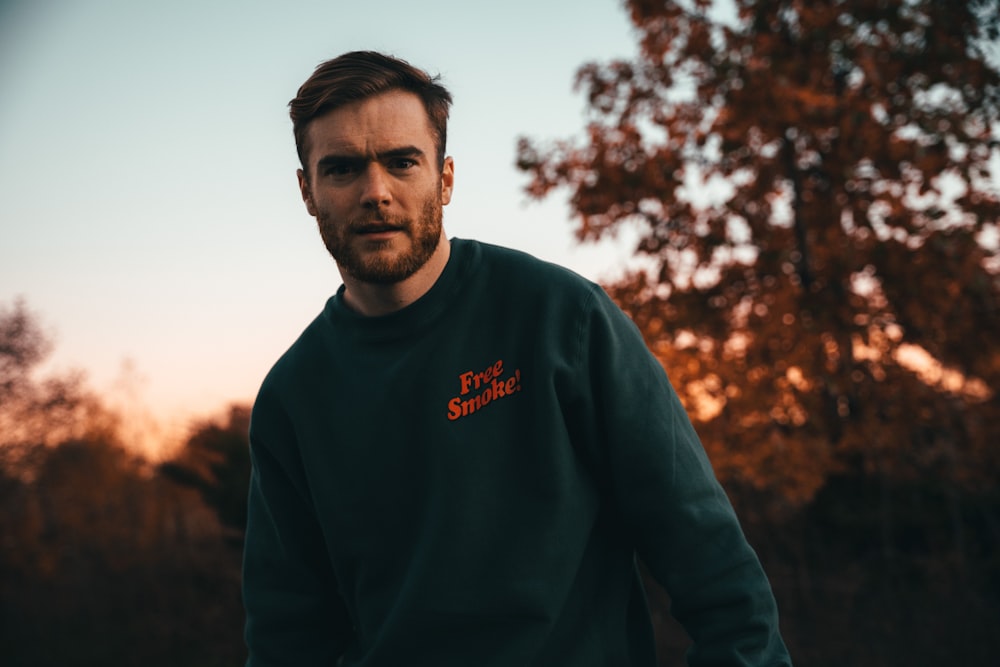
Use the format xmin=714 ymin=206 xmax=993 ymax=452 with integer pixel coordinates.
xmin=290 ymin=51 xmax=452 ymax=176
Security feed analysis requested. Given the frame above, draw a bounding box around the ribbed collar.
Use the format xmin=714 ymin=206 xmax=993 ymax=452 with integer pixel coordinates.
xmin=322 ymin=238 xmax=478 ymax=344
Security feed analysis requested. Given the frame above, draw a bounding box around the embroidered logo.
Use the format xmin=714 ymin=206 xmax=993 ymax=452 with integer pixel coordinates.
xmin=446 ymin=359 xmax=522 ymax=421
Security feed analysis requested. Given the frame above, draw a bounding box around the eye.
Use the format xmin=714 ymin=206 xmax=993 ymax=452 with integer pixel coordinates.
xmin=388 ymin=157 xmax=417 ymax=171
xmin=324 ymin=162 xmax=360 ymax=178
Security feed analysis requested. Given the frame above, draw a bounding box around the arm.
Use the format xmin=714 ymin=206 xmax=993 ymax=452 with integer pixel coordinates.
xmin=578 ymin=287 xmax=791 ymax=666
xmin=243 ymin=404 xmax=353 ymax=666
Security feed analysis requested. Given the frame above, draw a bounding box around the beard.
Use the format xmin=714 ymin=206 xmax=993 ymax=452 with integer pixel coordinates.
xmin=316 ymin=195 xmax=443 ymax=285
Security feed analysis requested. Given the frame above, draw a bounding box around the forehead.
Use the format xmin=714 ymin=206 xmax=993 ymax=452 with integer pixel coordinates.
xmin=304 ymin=89 xmax=435 ymax=164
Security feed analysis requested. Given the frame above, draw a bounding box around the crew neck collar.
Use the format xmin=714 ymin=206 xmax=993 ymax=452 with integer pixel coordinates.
xmin=323 ymin=238 xmax=477 ymax=342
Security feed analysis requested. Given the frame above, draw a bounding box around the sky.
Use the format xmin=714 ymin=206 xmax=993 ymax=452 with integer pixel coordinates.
xmin=0 ymin=0 xmax=642 ymax=454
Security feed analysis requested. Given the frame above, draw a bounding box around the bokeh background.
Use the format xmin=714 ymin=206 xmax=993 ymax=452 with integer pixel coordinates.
xmin=3 ymin=1 xmax=999 ymax=665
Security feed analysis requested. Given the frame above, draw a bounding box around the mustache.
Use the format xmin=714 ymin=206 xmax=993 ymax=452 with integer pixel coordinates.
xmin=348 ymin=212 xmax=409 ymax=233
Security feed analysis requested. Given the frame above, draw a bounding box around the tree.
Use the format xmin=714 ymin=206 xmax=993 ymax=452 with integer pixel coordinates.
xmin=0 ymin=298 xmax=118 ymax=449
xmin=0 ymin=300 xmax=247 ymax=666
xmin=0 ymin=297 xmax=49 ymax=402
xmin=159 ymin=404 xmax=252 ymax=543
xmin=518 ymin=0 xmax=1000 ymax=511
xmin=520 ymin=5 xmax=1000 ymax=662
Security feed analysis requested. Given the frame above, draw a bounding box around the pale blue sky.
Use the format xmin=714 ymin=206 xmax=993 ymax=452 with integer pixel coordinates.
xmin=0 ymin=0 xmax=640 ymax=446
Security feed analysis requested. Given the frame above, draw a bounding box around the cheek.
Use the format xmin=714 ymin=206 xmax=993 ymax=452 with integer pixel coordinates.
xmin=310 ymin=191 xmax=350 ymax=216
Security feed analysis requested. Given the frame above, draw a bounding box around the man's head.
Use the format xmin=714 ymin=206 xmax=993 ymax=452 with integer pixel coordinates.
xmin=290 ymin=51 xmax=452 ymax=178
xmin=290 ymin=52 xmax=456 ymax=293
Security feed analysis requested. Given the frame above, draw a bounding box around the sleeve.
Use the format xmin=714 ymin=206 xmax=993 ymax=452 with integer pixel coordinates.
xmin=243 ymin=397 xmax=354 ymax=666
xmin=576 ymin=286 xmax=791 ymax=667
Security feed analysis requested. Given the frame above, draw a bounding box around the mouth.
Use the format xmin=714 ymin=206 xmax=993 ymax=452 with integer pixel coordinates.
xmin=355 ymin=227 xmax=404 ymax=242
xmin=357 ymin=225 xmax=401 ymax=233
xmin=350 ymin=217 xmax=408 ymax=245
xmin=353 ymin=219 xmax=407 ymax=236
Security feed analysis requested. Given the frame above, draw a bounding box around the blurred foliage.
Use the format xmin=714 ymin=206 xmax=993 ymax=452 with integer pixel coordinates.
xmin=0 ymin=298 xmax=119 ymax=449
xmin=520 ymin=0 xmax=1000 ymax=510
xmin=159 ymin=404 xmax=252 ymax=544
xmin=0 ymin=299 xmax=247 ymax=666
xmin=519 ymin=0 xmax=1000 ymax=664
xmin=4 ymin=2 xmax=1000 ymax=663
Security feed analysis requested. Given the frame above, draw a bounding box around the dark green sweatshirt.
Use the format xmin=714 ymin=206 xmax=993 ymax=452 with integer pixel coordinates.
xmin=243 ymin=238 xmax=790 ymax=666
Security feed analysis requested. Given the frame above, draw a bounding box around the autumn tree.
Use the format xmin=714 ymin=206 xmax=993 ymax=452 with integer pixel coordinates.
xmin=159 ymin=403 xmax=252 ymax=543
xmin=0 ymin=300 xmax=247 ymax=666
xmin=518 ymin=0 xmax=1000 ymax=511
xmin=0 ymin=298 xmax=118 ymax=449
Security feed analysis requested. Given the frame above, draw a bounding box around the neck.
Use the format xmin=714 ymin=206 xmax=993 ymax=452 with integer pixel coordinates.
xmin=340 ymin=233 xmax=451 ymax=317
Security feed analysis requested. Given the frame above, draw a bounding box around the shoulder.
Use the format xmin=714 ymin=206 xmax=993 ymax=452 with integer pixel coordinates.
xmin=458 ymin=239 xmax=632 ymax=361
xmin=459 ymin=238 xmax=605 ymax=306
xmin=466 ymin=239 xmax=587 ymax=282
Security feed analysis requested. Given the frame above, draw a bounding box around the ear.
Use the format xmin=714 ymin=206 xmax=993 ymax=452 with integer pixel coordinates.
xmin=440 ymin=156 xmax=455 ymax=206
xmin=297 ymin=168 xmax=318 ymax=217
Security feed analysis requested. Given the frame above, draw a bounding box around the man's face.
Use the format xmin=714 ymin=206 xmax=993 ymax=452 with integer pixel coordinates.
xmin=297 ymin=90 xmax=454 ymax=285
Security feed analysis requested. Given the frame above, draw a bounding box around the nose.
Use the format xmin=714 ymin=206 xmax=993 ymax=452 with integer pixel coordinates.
xmin=360 ymin=164 xmax=392 ymax=209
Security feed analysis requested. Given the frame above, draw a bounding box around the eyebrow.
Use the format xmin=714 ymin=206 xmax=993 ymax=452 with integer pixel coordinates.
xmin=316 ymin=145 xmax=426 ymax=169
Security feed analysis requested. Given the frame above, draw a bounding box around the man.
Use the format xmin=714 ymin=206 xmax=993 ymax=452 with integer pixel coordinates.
xmin=243 ymin=51 xmax=791 ymax=666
